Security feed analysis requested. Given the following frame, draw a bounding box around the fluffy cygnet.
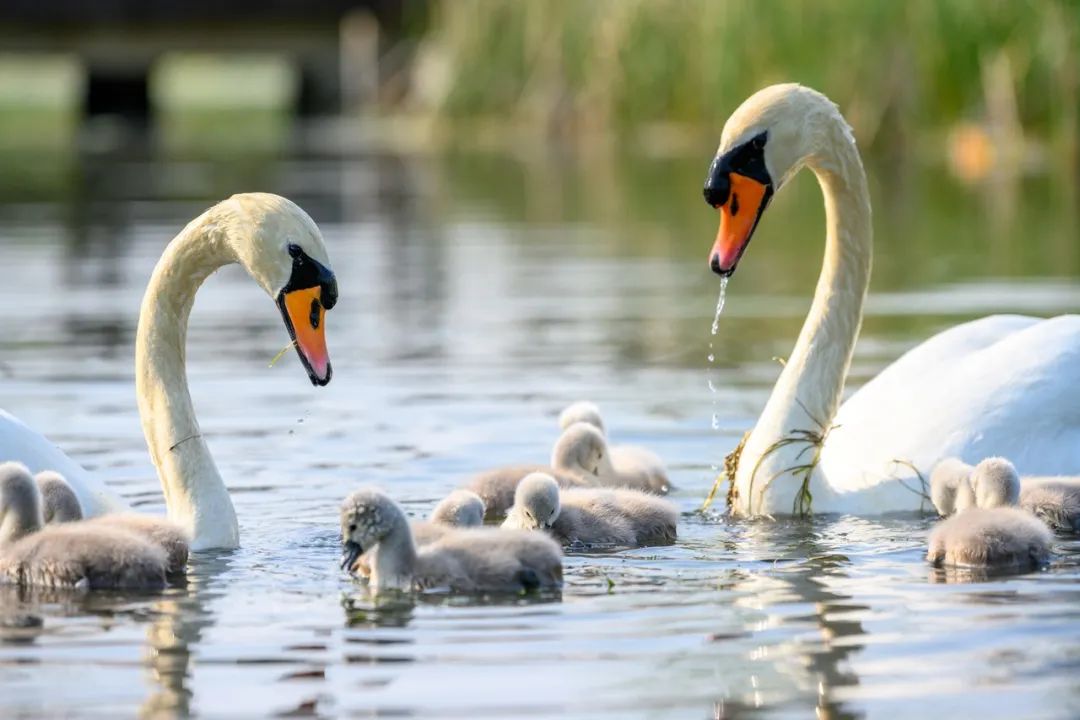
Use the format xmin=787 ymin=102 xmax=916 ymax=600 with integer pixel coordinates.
xmin=502 ymin=472 xmax=677 ymax=547
xmin=968 ymin=457 xmax=1021 ymax=508
xmin=971 ymin=456 xmax=1080 ymax=532
xmin=354 ymin=490 xmax=487 ymax=579
xmin=927 ymin=507 xmax=1051 ymax=569
xmin=551 ymin=422 xmax=664 ymax=495
xmin=340 ymin=487 xmax=563 ymax=594
xmin=0 ymin=463 xmax=168 ymax=590
xmin=429 ymin=489 xmax=485 ymax=527
xmin=34 ymin=470 xmax=189 ymax=575
xmin=1021 ymin=477 xmax=1080 ymax=532
xmin=558 ymin=403 xmax=670 ymax=494
xmin=35 ymin=470 xmax=84 ymax=523
xmin=464 ymin=465 xmax=588 ymax=520
xmin=929 ymin=458 xmax=974 ymax=516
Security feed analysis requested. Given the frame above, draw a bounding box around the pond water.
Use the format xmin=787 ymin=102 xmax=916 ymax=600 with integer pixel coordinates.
xmin=0 ymin=136 xmax=1078 ymax=718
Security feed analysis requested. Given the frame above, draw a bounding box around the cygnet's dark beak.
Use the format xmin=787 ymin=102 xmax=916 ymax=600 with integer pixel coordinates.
xmin=340 ymin=540 xmax=364 ymax=571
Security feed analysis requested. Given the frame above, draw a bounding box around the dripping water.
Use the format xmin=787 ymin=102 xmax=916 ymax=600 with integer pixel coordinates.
xmin=706 ymin=276 xmax=729 ymax=442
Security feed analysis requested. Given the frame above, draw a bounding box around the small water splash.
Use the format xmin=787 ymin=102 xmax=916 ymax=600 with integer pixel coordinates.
xmin=710 ymin=276 xmax=728 ymax=336
xmin=707 ymin=276 xmax=729 ymax=436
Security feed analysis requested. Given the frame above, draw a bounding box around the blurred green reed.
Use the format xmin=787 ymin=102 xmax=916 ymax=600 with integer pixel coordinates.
xmin=424 ymin=0 xmax=1079 ymax=158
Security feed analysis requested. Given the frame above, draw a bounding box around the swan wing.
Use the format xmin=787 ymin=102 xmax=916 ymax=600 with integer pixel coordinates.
xmin=822 ymin=314 xmax=1080 ymax=496
xmin=0 ymin=408 xmax=128 ymax=516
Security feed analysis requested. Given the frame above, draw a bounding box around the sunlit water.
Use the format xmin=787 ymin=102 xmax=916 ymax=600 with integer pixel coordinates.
xmin=0 ymin=140 xmax=1078 ymax=718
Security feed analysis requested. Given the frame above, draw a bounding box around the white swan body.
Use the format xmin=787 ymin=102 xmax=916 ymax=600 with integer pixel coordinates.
xmin=2 ymin=194 xmax=338 ymax=549
xmin=0 ymin=410 xmax=126 ymax=517
xmin=705 ymin=84 xmax=1080 ymax=516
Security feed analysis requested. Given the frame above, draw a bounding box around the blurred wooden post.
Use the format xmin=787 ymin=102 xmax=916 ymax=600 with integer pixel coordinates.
xmin=340 ymin=10 xmax=380 ymax=115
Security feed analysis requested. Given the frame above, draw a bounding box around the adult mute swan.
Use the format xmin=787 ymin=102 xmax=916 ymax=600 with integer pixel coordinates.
xmin=704 ymin=84 xmax=1080 ymax=517
xmin=0 ymin=193 xmax=338 ymax=549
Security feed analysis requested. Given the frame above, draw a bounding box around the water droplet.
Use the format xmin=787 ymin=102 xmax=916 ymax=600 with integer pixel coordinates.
xmin=710 ymin=276 xmax=729 ymax=336
xmin=706 ymin=276 xmax=730 ymax=465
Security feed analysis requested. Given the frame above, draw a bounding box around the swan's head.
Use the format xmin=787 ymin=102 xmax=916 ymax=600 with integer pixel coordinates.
xmin=970 ymin=457 xmax=1021 ymax=509
xmin=34 ymin=470 xmax=83 ymax=524
xmin=703 ymin=83 xmax=849 ymax=276
xmin=558 ymin=401 xmax=605 ymax=435
xmin=512 ymin=473 xmax=562 ymax=529
xmin=929 ymin=458 xmax=974 ymax=516
xmin=339 ymin=487 xmax=406 ymax=571
xmin=217 ymin=193 xmax=338 ymax=386
xmin=430 ymin=489 xmax=485 ymax=527
xmin=0 ymin=462 xmax=43 ymax=545
xmin=552 ymin=422 xmax=610 ymax=478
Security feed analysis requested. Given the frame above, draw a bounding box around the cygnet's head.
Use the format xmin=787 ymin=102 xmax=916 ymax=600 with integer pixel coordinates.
xmin=0 ymin=462 xmax=43 ymax=545
xmin=558 ymin=402 xmax=605 ymax=435
xmin=35 ymin=470 xmax=83 ymax=524
xmin=929 ymin=458 xmax=973 ymax=516
xmin=211 ymin=193 xmax=338 ymax=386
xmin=552 ymin=422 xmax=610 ymax=478
xmin=339 ymin=488 xmax=407 ymax=571
xmin=512 ymin=473 xmax=562 ymax=530
xmin=970 ymin=457 xmax=1021 ymax=509
xmin=430 ymin=489 xmax=485 ymax=527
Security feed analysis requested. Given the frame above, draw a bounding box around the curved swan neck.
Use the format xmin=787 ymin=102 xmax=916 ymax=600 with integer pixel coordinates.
xmin=135 ymin=210 xmax=240 ymax=550
xmin=736 ymin=114 xmax=872 ymax=515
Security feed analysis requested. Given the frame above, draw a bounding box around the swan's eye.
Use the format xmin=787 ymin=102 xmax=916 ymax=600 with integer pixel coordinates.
xmin=288 ymin=243 xmax=303 ymax=259
xmin=750 ymin=132 xmax=766 ymax=150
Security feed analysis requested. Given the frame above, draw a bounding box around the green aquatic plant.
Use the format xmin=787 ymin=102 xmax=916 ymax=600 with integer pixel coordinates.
xmin=888 ymin=458 xmax=933 ymax=512
xmin=700 ymin=431 xmax=748 ymax=513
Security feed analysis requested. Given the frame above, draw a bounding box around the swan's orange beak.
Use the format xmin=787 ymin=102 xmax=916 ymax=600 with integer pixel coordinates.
xmin=708 ymin=172 xmax=771 ymax=277
xmin=276 ymin=246 xmax=337 ymax=387
xmin=280 ymin=286 xmax=331 ymax=385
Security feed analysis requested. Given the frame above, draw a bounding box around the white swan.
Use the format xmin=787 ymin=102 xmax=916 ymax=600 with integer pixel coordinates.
xmin=0 ymin=463 xmax=168 ymax=590
xmin=0 ymin=193 xmax=338 ymax=549
xmin=340 ymin=488 xmax=563 ymax=594
xmin=502 ymin=472 xmax=677 ymax=547
xmin=558 ymin=402 xmax=671 ymax=494
xmin=705 ymin=84 xmax=1080 ymax=516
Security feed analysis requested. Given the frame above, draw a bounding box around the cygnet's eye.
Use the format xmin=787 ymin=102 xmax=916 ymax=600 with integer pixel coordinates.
xmin=348 ymin=523 xmax=357 ymax=532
